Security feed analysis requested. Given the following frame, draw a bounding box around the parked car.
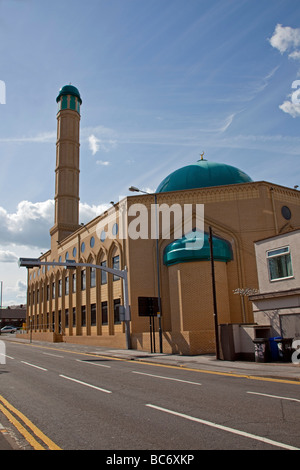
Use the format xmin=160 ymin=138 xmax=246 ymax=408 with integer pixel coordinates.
xmin=0 ymin=325 xmax=18 ymax=334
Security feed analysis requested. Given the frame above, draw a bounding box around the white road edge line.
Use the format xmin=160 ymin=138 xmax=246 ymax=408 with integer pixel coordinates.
xmin=132 ymin=371 xmax=201 ymax=386
xmin=146 ymin=404 xmax=299 ymax=451
xmin=21 ymin=361 xmax=48 ymax=371
xmin=59 ymin=374 xmax=112 ymax=394
xmin=76 ymin=359 xmax=111 ymax=368
xmin=247 ymin=391 xmax=300 ymax=403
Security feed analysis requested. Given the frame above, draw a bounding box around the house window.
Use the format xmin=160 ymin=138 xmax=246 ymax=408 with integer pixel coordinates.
xmin=58 ymin=280 xmax=62 ymax=297
xmin=90 ymin=267 xmax=96 ymax=288
xmin=65 ymin=276 xmax=69 ymax=296
xmin=65 ymin=309 xmax=69 ymax=328
xmin=101 ymin=261 xmax=107 ymax=285
xmin=81 ymin=270 xmax=86 ymax=290
xmin=52 ymin=282 xmax=55 ymax=299
xmin=91 ymin=303 xmax=96 ymax=326
xmin=114 ymin=298 xmax=121 ymax=324
xmin=113 ymin=255 xmax=119 ymax=281
xmin=267 ymin=246 xmax=293 ymax=281
xmin=72 ymin=273 xmax=76 ymax=293
xmin=81 ymin=305 xmax=86 ymax=327
xmin=101 ymin=301 xmax=108 ymax=325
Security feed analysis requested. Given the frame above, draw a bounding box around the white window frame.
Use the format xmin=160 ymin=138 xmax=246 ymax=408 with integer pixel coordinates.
xmin=267 ymin=245 xmax=293 ymax=282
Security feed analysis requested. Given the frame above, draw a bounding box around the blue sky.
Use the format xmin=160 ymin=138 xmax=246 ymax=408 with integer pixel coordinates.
xmin=0 ymin=0 xmax=300 ymax=305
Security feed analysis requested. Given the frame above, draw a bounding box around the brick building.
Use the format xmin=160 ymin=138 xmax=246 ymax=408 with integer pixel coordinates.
xmin=24 ymin=85 xmax=300 ymax=354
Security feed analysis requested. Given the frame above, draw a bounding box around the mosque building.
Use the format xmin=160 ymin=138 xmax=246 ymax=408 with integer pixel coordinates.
xmin=25 ymin=85 xmax=300 ymax=355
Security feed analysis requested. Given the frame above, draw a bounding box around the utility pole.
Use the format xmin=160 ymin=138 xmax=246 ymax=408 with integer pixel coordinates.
xmin=208 ymin=226 xmax=220 ymax=360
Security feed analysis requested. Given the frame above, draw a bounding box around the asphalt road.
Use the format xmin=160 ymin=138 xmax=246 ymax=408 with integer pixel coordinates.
xmin=0 ymin=340 xmax=299 ymax=451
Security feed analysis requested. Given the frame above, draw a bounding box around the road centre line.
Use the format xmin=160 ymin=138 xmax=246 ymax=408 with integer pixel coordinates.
xmin=146 ymin=404 xmax=299 ymax=451
xmin=247 ymin=391 xmax=300 ymax=403
xmin=132 ymin=370 xmax=201 ymax=386
xmin=0 ymin=394 xmax=61 ymax=450
xmin=76 ymin=359 xmax=111 ymax=368
xmin=59 ymin=374 xmax=112 ymax=394
xmin=21 ymin=361 xmax=48 ymax=371
xmin=42 ymin=352 xmax=64 ymax=358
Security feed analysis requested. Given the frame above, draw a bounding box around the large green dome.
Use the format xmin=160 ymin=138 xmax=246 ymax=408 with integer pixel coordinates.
xmin=156 ymin=159 xmax=252 ymax=193
xmin=163 ymin=231 xmax=233 ymax=266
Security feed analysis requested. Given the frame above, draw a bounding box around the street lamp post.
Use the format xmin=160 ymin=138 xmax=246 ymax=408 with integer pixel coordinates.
xmin=129 ymin=186 xmax=163 ymax=353
xmin=18 ymin=258 xmax=131 ymax=349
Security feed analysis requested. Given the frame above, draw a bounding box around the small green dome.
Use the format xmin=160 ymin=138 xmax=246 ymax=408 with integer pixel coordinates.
xmin=157 ymin=159 xmax=252 ymax=193
xmin=163 ymin=231 xmax=233 ymax=266
xmin=56 ymin=85 xmax=82 ymax=104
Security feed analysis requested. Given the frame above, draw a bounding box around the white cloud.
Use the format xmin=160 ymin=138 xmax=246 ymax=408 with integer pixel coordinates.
xmin=269 ymin=24 xmax=300 ymax=54
xmin=0 ymin=200 xmax=54 ymax=249
xmin=289 ymin=50 xmax=300 ymax=61
xmin=279 ymin=100 xmax=300 ymax=118
xmin=0 ymin=199 xmax=109 ymax=249
xmin=88 ymin=133 xmax=117 ymax=156
xmin=0 ymin=131 xmax=56 ymax=144
xmin=88 ymin=134 xmax=100 ymax=155
xmin=219 ymin=113 xmax=235 ymax=133
xmin=3 ymin=279 xmax=27 ymax=306
xmin=96 ymin=160 xmax=110 ymax=166
xmin=269 ymin=25 xmax=300 ymax=117
xmin=79 ymin=202 xmax=110 ymax=224
xmin=0 ymin=250 xmax=18 ymax=263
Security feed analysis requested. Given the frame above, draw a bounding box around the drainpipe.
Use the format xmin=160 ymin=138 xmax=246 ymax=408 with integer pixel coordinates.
xmin=269 ymin=187 xmax=279 ymax=235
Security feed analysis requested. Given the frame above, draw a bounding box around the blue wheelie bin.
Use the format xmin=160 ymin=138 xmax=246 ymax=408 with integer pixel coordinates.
xmin=269 ymin=336 xmax=281 ymax=361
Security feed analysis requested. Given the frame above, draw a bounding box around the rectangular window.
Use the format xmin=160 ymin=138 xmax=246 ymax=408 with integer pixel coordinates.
xmin=51 ymin=312 xmax=55 ymax=331
xmin=267 ymin=246 xmax=293 ymax=281
xmin=101 ymin=261 xmax=107 ymax=285
xmin=47 ymin=285 xmax=50 ymax=301
xmin=113 ymin=255 xmax=120 ymax=281
xmin=72 ymin=307 xmax=76 ymax=327
xmin=81 ymin=305 xmax=86 ymax=327
xmin=90 ymin=267 xmax=96 ymax=288
xmin=91 ymin=303 xmax=96 ymax=326
xmin=72 ymin=273 xmax=76 ymax=293
xmin=58 ymin=279 xmax=62 ymax=298
xmin=52 ymin=282 xmax=55 ymax=299
xmin=65 ymin=276 xmax=69 ymax=295
xmin=101 ymin=301 xmax=108 ymax=325
xmin=81 ymin=269 xmax=86 ymax=290
xmin=65 ymin=308 xmax=69 ymax=328
xmin=114 ymin=298 xmax=121 ymax=324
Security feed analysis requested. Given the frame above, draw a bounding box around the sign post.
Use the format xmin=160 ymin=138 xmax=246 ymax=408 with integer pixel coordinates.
xmin=138 ymin=297 xmax=159 ymax=353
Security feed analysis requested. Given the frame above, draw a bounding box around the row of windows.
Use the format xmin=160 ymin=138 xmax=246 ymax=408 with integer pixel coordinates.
xmin=29 ymin=257 xmax=120 ymax=305
xmin=32 ymin=300 xmax=121 ymax=328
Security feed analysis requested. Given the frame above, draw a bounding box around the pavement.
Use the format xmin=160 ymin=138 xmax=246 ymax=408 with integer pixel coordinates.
xmin=1 ymin=335 xmax=299 ymax=450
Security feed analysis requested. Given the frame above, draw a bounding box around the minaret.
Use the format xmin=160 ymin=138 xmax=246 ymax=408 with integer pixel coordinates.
xmin=50 ymin=85 xmax=82 ymax=249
